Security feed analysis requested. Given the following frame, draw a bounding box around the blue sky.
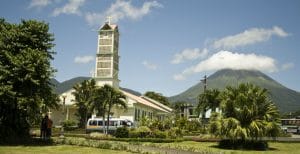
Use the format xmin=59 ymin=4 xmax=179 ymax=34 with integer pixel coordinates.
xmin=1 ymin=0 xmax=300 ymax=96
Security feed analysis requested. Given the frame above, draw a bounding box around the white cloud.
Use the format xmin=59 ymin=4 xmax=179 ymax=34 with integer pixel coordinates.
xmin=29 ymin=0 xmax=52 ymax=8
xmin=85 ymin=0 xmax=162 ymax=26
xmin=142 ymin=61 xmax=157 ymax=70
xmin=281 ymin=62 xmax=294 ymax=70
xmin=213 ymin=26 xmax=289 ymax=49
xmin=174 ymin=51 xmax=278 ymax=80
xmin=173 ymin=74 xmax=186 ymax=81
xmin=53 ymin=0 xmax=86 ymax=16
xmin=85 ymin=12 xmax=105 ymax=26
xmin=171 ymin=48 xmax=208 ymax=64
xmin=74 ymin=55 xmax=94 ymax=64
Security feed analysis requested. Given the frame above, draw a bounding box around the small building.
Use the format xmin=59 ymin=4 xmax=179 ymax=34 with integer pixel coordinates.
xmin=50 ymin=20 xmax=172 ymax=126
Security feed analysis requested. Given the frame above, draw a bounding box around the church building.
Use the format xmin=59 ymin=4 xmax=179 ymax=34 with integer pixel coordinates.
xmin=50 ymin=20 xmax=172 ymax=126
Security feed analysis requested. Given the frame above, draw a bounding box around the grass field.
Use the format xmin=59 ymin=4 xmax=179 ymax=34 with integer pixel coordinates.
xmin=2 ymin=141 xmax=300 ymax=154
xmin=142 ymin=141 xmax=300 ymax=154
xmin=0 ymin=145 xmax=133 ymax=154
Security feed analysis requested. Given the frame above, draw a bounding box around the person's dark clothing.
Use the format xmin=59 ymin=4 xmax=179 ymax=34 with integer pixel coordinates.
xmin=40 ymin=117 xmax=47 ymax=139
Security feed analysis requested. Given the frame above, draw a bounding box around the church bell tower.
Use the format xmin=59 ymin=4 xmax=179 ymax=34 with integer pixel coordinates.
xmin=94 ymin=19 xmax=120 ymax=89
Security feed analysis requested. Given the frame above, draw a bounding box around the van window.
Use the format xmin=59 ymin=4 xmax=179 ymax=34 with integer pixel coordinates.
xmin=121 ymin=121 xmax=127 ymax=126
xmin=112 ymin=121 xmax=118 ymax=126
xmin=97 ymin=121 xmax=103 ymax=126
xmin=89 ymin=120 xmax=97 ymax=126
xmin=104 ymin=121 xmax=118 ymax=126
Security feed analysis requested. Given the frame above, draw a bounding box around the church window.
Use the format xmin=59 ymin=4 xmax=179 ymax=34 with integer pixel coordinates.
xmin=99 ymin=46 xmax=112 ymax=53
xmin=134 ymin=108 xmax=138 ymax=121
xmin=100 ymin=39 xmax=112 ymax=45
xmin=97 ymin=69 xmax=111 ymax=77
xmin=137 ymin=109 xmax=140 ymax=121
xmin=98 ymin=57 xmax=111 ymax=61
xmin=189 ymin=108 xmax=194 ymax=116
xmin=98 ymin=62 xmax=111 ymax=68
xmin=100 ymin=31 xmax=112 ymax=38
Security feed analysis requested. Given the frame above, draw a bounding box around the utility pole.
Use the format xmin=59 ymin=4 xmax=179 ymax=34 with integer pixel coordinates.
xmin=200 ymin=75 xmax=208 ymax=123
xmin=201 ymin=75 xmax=207 ymax=92
xmin=60 ymin=95 xmax=67 ymax=138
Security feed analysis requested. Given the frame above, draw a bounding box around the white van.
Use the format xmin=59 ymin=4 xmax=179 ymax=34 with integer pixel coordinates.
xmin=86 ymin=118 xmax=133 ymax=133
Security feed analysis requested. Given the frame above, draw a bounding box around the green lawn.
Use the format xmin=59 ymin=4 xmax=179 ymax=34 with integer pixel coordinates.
xmin=2 ymin=140 xmax=300 ymax=154
xmin=0 ymin=145 xmax=133 ymax=154
xmin=142 ymin=141 xmax=300 ymax=154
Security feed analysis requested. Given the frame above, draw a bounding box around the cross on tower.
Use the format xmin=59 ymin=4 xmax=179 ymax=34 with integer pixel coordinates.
xmin=107 ymin=16 xmax=112 ymax=25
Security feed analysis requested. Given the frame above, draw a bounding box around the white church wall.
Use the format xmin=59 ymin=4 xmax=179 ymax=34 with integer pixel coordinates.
xmin=60 ymin=89 xmax=75 ymax=105
xmin=199 ymin=108 xmax=221 ymax=118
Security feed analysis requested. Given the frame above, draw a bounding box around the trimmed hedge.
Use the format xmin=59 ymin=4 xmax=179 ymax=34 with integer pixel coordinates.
xmin=109 ymin=137 xmax=183 ymax=143
xmin=218 ymin=139 xmax=268 ymax=150
xmin=87 ymin=136 xmax=184 ymax=143
xmin=115 ymin=127 xmax=129 ymax=138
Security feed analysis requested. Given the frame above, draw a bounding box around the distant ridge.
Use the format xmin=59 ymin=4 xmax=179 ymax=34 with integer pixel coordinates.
xmin=169 ymin=69 xmax=300 ymax=113
xmin=54 ymin=77 xmax=90 ymax=94
xmin=50 ymin=78 xmax=60 ymax=87
xmin=51 ymin=77 xmax=142 ymax=96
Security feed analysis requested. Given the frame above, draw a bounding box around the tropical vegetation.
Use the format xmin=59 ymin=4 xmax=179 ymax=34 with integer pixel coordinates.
xmin=101 ymin=85 xmax=127 ymax=134
xmin=72 ymin=80 xmax=127 ymax=134
xmin=197 ymin=89 xmax=221 ymax=121
xmin=208 ymin=83 xmax=280 ymax=149
xmin=0 ymin=19 xmax=58 ymax=142
xmin=144 ymin=91 xmax=170 ymax=106
xmin=72 ymin=79 xmax=97 ymax=128
xmin=169 ymin=69 xmax=300 ymax=113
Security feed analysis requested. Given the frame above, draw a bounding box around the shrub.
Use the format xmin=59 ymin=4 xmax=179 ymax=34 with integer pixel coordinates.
xmin=148 ymin=119 xmax=164 ymax=131
xmin=129 ymin=129 xmax=139 ymax=138
xmin=129 ymin=126 xmax=151 ymax=138
xmin=137 ymin=126 xmax=151 ymax=138
xmin=150 ymin=129 xmax=167 ymax=138
xmin=167 ymin=127 xmax=182 ymax=139
xmin=62 ymin=120 xmax=77 ymax=131
xmin=89 ymin=132 xmax=113 ymax=140
xmin=218 ymin=139 xmax=268 ymax=150
xmin=186 ymin=120 xmax=202 ymax=132
xmin=115 ymin=127 xmax=129 ymax=138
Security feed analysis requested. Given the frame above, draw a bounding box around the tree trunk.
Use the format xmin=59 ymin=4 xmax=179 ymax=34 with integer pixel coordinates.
xmin=102 ymin=113 xmax=106 ymax=134
xmin=106 ymin=104 xmax=112 ymax=135
xmin=84 ymin=112 xmax=87 ymax=130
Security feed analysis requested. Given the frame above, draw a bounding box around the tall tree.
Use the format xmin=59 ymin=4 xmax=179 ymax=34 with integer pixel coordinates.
xmin=197 ymin=89 xmax=221 ymax=122
xmin=91 ymin=86 xmax=107 ymax=133
xmin=172 ymin=101 xmax=185 ymax=117
xmin=144 ymin=91 xmax=170 ymax=106
xmin=209 ymin=83 xmax=280 ymax=141
xmin=72 ymin=79 xmax=96 ymax=128
xmin=102 ymin=85 xmax=127 ymax=134
xmin=90 ymin=85 xmax=127 ymax=134
xmin=0 ymin=19 xmax=58 ymax=140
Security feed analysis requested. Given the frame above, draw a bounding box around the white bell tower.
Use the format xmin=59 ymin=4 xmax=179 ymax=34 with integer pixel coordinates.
xmin=94 ymin=18 xmax=120 ymax=89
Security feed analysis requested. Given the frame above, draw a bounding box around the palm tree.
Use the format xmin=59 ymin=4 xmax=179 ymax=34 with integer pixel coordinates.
xmin=92 ymin=86 xmax=107 ymax=133
xmin=207 ymin=89 xmax=221 ymax=112
xmin=72 ymin=79 xmax=96 ymax=128
xmin=101 ymin=85 xmax=127 ymax=134
xmin=210 ymin=83 xmax=280 ymax=141
xmin=198 ymin=92 xmax=209 ymax=121
xmin=197 ymin=89 xmax=221 ymax=122
xmin=92 ymin=85 xmax=127 ymax=134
